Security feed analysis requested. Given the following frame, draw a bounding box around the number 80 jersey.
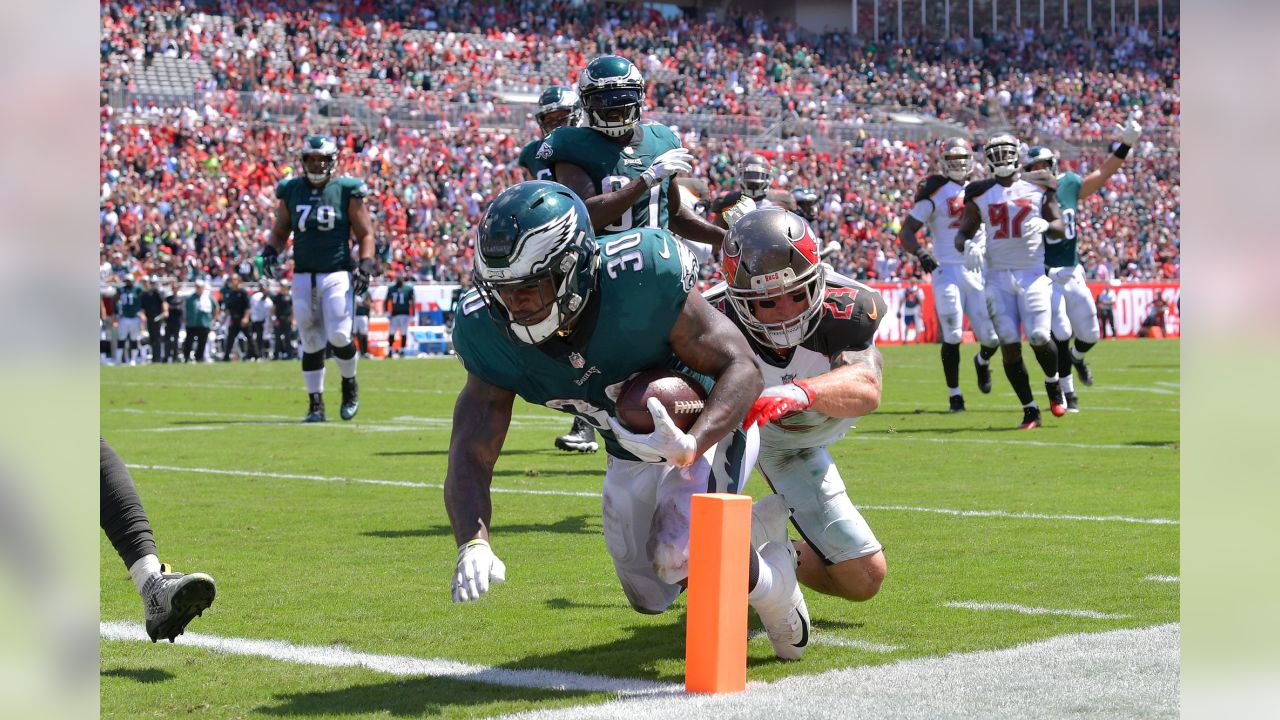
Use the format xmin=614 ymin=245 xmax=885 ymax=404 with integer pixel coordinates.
xmin=276 ymin=175 xmax=370 ymax=273
xmin=537 ymin=122 xmax=682 ymax=232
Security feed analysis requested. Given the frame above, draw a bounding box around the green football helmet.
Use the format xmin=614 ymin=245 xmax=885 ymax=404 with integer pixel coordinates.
xmin=577 ymin=55 xmax=645 ymax=138
xmin=1023 ymin=145 xmax=1058 ymax=176
xmin=301 ymin=135 xmax=338 ymax=186
xmin=535 ymin=86 xmax=583 ymax=137
xmin=475 ymin=181 xmax=599 ymax=345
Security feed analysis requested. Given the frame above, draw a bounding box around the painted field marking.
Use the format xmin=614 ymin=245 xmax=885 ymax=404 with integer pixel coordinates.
xmin=943 ymin=601 xmax=1130 ymax=620
xmin=846 ymin=435 xmax=1177 ymax=451
xmin=1144 ymin=575 xmax=1180 ymax=583
xmin=100 ymin=621 xmax=677 ymax=696
xmin=748 ymin=629 xmax=903 ymax=654
xmin=124 ymin=464 xmax=1178 ymax=526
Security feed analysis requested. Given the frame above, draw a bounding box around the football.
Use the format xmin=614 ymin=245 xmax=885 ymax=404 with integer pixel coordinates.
xmin=614 ymin=368 xmax=708 ymax=434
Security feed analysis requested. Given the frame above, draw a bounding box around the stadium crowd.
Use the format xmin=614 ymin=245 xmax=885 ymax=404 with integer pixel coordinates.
xmin=100 ymin=0 xmax=1180 ymax=297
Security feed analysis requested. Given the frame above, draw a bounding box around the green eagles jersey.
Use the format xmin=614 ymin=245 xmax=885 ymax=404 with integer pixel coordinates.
xmin=518 ymin=139 xmax=553 ymax=182
xmin=540 ymin=123 xmax=681 ymax=233
xmin=114 ymin=285 xmax=141 ymax=319
xmin=452 ymin=227 xmax=700 ymax=459
xmin=387 ymin=285 xmax=415 ymax=316
xmin=276 ymin=175 xmax=370 ymax=273
xmin=1045 ymin=171 xmax=1083 ymax=267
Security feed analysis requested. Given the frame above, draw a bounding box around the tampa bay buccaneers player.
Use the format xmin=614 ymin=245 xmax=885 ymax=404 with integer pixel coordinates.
xmin=706 ymin=207 xmax=888 ymax=607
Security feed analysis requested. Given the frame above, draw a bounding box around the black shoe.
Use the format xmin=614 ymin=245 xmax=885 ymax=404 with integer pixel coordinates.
xmin=555 ymin=416 xmax=599 ymax=453
xmin=1065 ymin=392 xmax=1080 ymax=413
xmin=1018 ymin=406 xmax=1042 ymax=430
xmin=1045 ymin=382 xmax=1067 ymax=418
xmin=340 ymin=376 xmax=359 ymax=421
xmin=949 ymin=395 xmax=966 ymax=413
xmin=143 ymin=564 xmax=216 ymax=643
xmin=304 ymin=392 xmax=325 ymax=423
xmin=1073 ymin=357 xmax=1094 ymax=386
xmin=974 ymin=353 xmax=993 ymax=394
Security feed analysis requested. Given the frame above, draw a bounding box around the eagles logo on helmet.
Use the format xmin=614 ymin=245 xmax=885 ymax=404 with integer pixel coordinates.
xmin=535 ymin=86 xmax=583 ymax=137
xmin=301 ymin=135 xmax=338 ymax=186
xmin=722 ymin=207 xmax=826 ymax=350
xmin=577 ymin=55 xmax=645 ymax=138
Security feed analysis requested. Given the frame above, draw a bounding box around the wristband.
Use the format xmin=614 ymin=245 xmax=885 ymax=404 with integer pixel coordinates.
xmin=1113 ymin=143 xmax=1131 ymax=160
xmin=639 ymin=170 xmax=658 ymax=189
xmin=792 ymin=379 xmax=815 ymax=404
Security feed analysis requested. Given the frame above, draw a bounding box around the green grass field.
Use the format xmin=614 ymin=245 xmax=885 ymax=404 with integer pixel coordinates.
xmin=100 ymin=340 xmax=1179 ymax=719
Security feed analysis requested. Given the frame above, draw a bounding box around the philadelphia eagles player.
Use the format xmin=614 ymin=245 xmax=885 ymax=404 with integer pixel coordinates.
xmin=445 ymin=180 xmax=813 ymax=660
xmin=539 ymin=55 xmax=725 ymax=252
xmin=1024 ymin=113 xmax=1142 ymax=411
xmin=260 ymin=135 xmax=378 ymax=422
xmin=519 ymin=85 xmax=598 ymax=453
xmin=709 ymin=207 xmax=889 ymax=606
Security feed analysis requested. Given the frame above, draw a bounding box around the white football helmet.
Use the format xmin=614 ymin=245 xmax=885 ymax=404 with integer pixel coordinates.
xmin=984 ymin=134 xmax=1022 ymax=178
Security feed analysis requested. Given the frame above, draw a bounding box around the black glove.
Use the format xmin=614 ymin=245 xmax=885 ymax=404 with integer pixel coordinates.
xmin=257 ymin=245 xmax=281 ymax=279
xmin=352 ymin=257 xmax=378 ymax=295
xmin=915 ymin=250 xmax=938 ymax=273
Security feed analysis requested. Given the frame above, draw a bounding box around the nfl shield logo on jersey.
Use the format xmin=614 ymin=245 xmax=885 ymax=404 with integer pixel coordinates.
xmin=569 ymin=352 xmax=585 ymax=369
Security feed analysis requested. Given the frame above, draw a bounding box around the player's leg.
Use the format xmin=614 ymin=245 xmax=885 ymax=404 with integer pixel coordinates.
xmin=1049 ymin=279 xmax=1079 ymax=411
xmin=960 ymin=268 xmax=999 ymax=393
xmin=1022 ymin=272 xmax=1064 ymax=416
xmin=987 ymin=274 xmax=1040 ymax=427
xmin=293 ymin=274 xmax=327 ymax=422
xmin=322 ymin=272 xmax=360 ymax=420
xmin=1064 ymin=266 xmax=1099 ymax=386
xmin=933 ymin=269 xmax=966 ymax=411
xmin=101 ymin=439 xmax=215 ymax=642
xmin=758 ymin=446 xmax=884 ymax=602
xmin=601 ymin=459 xmax=682 ymax=614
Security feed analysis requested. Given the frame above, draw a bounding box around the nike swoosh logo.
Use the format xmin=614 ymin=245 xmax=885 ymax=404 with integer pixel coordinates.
xmin=867 ymin=306 xmax=878 ymax=321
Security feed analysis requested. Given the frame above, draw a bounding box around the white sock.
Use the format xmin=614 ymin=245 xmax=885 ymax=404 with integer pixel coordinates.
xmin=747 ymin=549 xmax=775 ymax=604
xmin=1060 ymin=375 xmax=1076 ymax=395
xmin=948 ymin=387 xmax=962 ymax=397
xmin=1024 ymin=401 xmax=1039 ymax=409
xmin=304 ymin=369 xmax=325 ymax=394
xmin=975 ymin=352 xmax=991 ymax=366
xmin=129 ymin=554 xmax=162 ymax=595
xmin=1070 ymin=347 xmax=1087 ymax=363
xmin=1044 ymin=375 xmax=1059 ymax=385
xmin=336 ymin=352 xmax=358 ymax=379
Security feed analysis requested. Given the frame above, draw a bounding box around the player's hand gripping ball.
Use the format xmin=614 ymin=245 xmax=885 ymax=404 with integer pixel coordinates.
xmin=614 ymin=369 xmax=708 ymax=434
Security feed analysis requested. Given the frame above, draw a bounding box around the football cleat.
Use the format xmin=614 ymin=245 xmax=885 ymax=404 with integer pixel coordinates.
xmin=340 ymin=376 xmax=359 ymax=421
xmin=949 ymin=394 xmax=966 ymax=413
xmin=974 ymin=353 xmax=993 ymax=394
xmin=1065 ymin=392 xmax=1080 ymax=413
xmin=554 ymin=416 xmax=598 ymax=453
xmin=1073 ymin=357 xmax=1094 ymax=386
xmin=1018 ymin=406 xmax=1043 ymax=430
xmin=754 ymin=542 xmax=810 ymax=660
xmin=304 ymin=392 xmax=325 ymax=423
xmin=143 ymin=564 xmax=216 ymax=643
xmin=1045 ymin=382 xmax=1067 ymax=418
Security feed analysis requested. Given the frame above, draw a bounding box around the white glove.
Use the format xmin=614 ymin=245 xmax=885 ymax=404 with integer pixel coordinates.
xmin=721 ymin=195 xmax=756 ymax=227
xmin=607 ymin=397 xmax=699 ymax=467
xmin=1116 ymin=115 xmax=1142 ymax=146
xmin=1022 ymin=217 xmax=1049 ymax=237
xmin=963 ymin=237 xmax=986 ymax=272
xmin=452 ymin=538 xmax=506 ymax=603
xmin=640 ymin=147 xmax=694 ymax=188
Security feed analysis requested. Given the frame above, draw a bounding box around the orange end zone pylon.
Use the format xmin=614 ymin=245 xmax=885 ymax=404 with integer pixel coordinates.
xmin=685 ymin=492 xmax=751 ymax=694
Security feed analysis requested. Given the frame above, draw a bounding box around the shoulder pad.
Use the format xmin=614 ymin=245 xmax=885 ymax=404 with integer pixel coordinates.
xmin=963 ymin=178 xmax=1000 ymax=202
xmin=702 ymin=280 xmax=729 ymax=306
xmin=913 ymin=175 xmax=951 ymax=203
xmin=808 ymin=274 xmax=884 ymax=354
xmin=275 ymin=177 xmax=296 ymax=199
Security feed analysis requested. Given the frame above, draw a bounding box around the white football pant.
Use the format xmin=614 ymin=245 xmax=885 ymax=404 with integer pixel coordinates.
xmin=1048 ymin=264 xmax=1100 ymax=344
xmin=984 ymin=268 xmax=1054 ymax=346
xmin=291 ymin=271 xmax=354 ymax=353
xmin=932 ymin=263 xmax=999 ymax=346
xmin=757 ymin=444 xmax=881 ymax=564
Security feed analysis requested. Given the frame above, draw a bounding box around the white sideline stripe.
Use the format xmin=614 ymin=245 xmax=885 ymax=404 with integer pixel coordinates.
xmin=125 ymin=464 xmax=600 ymax=498
xmin=1145 ymin=575 xmax=1180 ymax=583
xmin=125 ymin=464 xmax=1177 ymax=525
xmin=101 ymin=379 xmax=456 ymax=395
xmin=100 ymin=621 xmax=676 ymax=695
xmin=747 ymin=629 xmax=902 ymax=654
xmin=496 ymin=624 xmax=1179 ymax=720
xmin=110 ymin=408 xmax=562 ymax=423
xmin=846 ymin=435 xmax=1177 ymax=451
xmin=944 ymin=601 xmax=1130 ymax=620
xmin=861 ymin=504 xmax=1179 ymax=526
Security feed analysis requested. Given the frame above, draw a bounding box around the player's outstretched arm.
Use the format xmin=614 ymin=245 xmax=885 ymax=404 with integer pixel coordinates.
xmin=668 ymin=292 xmax=763 ymax=455
xmin=1080 ymin=115 xmax=1142 ymax=198
xmin=348 ymin=196 xmax=376 ymax=262
xmin=554 ymin=161 xmax=650 ymax=233
xmin=667 ymin=184 xmax=726 ymax=251
xmin=444 ymin=373 xmax=515 ymax=546
xmin=804 ymin=347 xmax=884 ymax=418
xmin=954 ymin=200 xmax=982 ymax=252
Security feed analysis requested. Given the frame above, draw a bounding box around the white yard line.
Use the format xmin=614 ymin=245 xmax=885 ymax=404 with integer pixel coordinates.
xmin=496 ymin=624 xmax=1179 ymax=720
xmin=943 ymin=601 xmax=1130 ymax=620
xmin=1144 ymin=575 xmax=1180 ymax=583
xmin=124 ymin=464 xmax=1178 ymax=525
xmin=747 ymin=629 xmax=903 ymax=654
xmin=861 ymin=504 xmax=1178 ymax=526
xmin=100 ymin=621 xmax=676 ymax=696
xmin=846 ymin=435 xmax=1177 ymax=451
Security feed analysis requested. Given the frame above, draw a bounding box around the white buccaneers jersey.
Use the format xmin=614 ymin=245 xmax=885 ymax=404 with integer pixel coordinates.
xmin=965 ymin=177 xmax=1051 ymax=271
xmin=907 ymin=175 xmax=967 ymax=265
xmin=705 ymin=271 xmax=887 ymax=451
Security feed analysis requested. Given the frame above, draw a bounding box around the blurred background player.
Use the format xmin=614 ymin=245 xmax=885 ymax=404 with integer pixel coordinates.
xmin=386 ymin=274 xmax=415 ymax=358
xmin=260 ymin=135 xmax=377 ymax=422
xmin=353 ymin=285 xmax=371 ymax=358
xmin=897 ymin=137 xmax=1001 ymax=412
xmin=219 ymin=273 xmax=251 ymax=361
xmin=1024 ymin=113 xmax=1143 ymax=412
xmin=899 ymin=281 xmax=924 ymax=344
xmin=113 ymin=274 xmax=142 ymax=365
xmin=162 ymin=280 xmax=183 ymax=363
xmin=101 ymin=438 xmax=216 ymax=643
xmin=955 ymin=134 xmax=1067 ymax=429
xmin=247 ymin=280 xmax=273 ymax=361
xmin=712 ymin=152 xmax=798 ymax=229
xmin=182 ymin=279 xmax=215 ymax=363
xmin=139 ymin=276 xmax=165 ymax=364
xmin=270 ymin=279 xmax=296 ymax=360
xmin=792 ymin=188 xmax=820 ymax=223
xmin=711 ymin=207 xmax=889 ymax=607
xmin=1097 ymin=283 xmax=1117 ymax=339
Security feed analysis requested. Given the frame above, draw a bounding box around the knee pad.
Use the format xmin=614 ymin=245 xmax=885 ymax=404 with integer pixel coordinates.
xmin=327 ymin=330 xmax=352 ymax=348
xmin=301 ymin=351 xmax=326 ymax=372
xmin=1028 ymin=329 xmax=1052 ymax=346
xmin=939 ymin=314 xmax=964 ymax=344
